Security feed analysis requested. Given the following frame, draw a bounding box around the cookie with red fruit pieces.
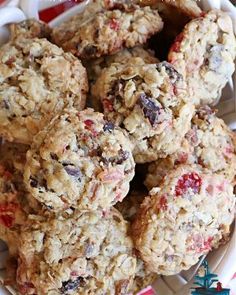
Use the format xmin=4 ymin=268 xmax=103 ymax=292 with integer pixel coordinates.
xmin=16 ymin=208 xmax=137 ymax=295
xmin=51 ymin=0 xmax=163 ymax=59
xmin=132 ymin=165 xmax=235 ymax=275
xmin=145 ymin=107 xmax=236 ymax=190
xmin=93 ymin=61 xmax=194 ymax=163
xmin=168 ymin=10 xmax=236 ymax=106
xmin=0 ymin=142 xmax=30 ymax=256
xmin=0 ymin=190 xmax=27 ymax=256
xmin=24 ymin=108 xmax=135 ymax=213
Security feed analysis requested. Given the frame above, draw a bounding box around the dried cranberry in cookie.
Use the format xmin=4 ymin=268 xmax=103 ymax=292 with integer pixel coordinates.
xmin=132 ymin=165 xmax=235 ymax=275
xmin=24 ymin=108 xmax=135 ymax=212
xmin=93 ymin=61 xmax=194 ymax=163
xmin=175 ymin=172 xmax=202 ymax=196
xmin=145 ymin=107 xmax=236 ymax=190
xmin=0 ymin=190 xmax=27 ymax=256
xmin=168 ymin=10 xmax=236 ymax=106
xmin=0 ymin=37 xmax=88 ymax=144
xmin=17 ymin=208 xmax=137 ymax=294
xmin=51 ymin=1 xmax=163 ymax=59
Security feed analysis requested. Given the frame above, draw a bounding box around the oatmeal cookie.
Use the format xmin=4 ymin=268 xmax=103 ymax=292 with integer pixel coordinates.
xmin=87 ymin=46 xmax=158 ymax=111
xmin=168 ymin=10 xmax=236 ymax=106
xmin=17 ymin=208 xmax=137 ymax=295
xmin=0 ymin=38 xmax=88 ymax=144
xmin=145 ymin=107 xmax=236 ymax=189
xmin=24 ymin=108 xmax=135 ymax=212
xmin=86 ymin=46 xmax=158 ymax=83
xmin=159 ymin=0 xmax=202 ymax=18
xmin=0 ymin=143 xmax=29 ymax=256
xmin=132 ymin=165 xmax=235 ymax=275
xmin=139 ymin=0 xmax=202 ymax=18
xmin=93 ymin=61 xmax=194 ymax=163
xmin=51 ymin=2 xmax=163 ymax=59
xmin=10 ymin=19 xmax=51 ymax=41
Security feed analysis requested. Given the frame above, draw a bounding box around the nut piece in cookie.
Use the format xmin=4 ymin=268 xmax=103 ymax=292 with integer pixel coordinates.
xmin=51 ymin=1 xmax=163 ymax=59
xmin=132 ymin=165 xmax=235 ymax=275
xmin=10 ymin=19 xmax=51 ymax=41
xmin=145 ymin=107 xmax=236 ymax=189
xmin=168 ymin=10 xmax=236 ymax=106
xmin=93 ymin=61 xmax=195 ymax=163
xmin=0 ymin=38 xmax=88 ymax=144
xmin=24 ymin=108 xmax=135 ymax=212
xmin=17 ymin=209 xmax=137 ymax=295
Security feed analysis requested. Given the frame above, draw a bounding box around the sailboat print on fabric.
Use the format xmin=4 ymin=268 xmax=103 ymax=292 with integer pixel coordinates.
xmin=191 ymin=260 xmax=230 ymax=295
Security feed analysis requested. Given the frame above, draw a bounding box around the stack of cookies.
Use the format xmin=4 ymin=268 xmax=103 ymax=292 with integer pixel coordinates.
xmin=0 ymin=0 xmax=235 ymax=294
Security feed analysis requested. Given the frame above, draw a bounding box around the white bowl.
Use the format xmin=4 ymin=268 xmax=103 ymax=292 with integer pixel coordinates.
xmin=0 ymin=1 xmax=235 ymax=294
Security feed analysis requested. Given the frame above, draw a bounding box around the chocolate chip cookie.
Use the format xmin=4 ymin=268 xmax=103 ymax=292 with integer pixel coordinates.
xmin=93 ymin=61 xmax=194 ymax=162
